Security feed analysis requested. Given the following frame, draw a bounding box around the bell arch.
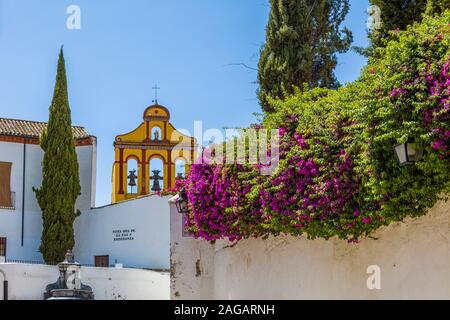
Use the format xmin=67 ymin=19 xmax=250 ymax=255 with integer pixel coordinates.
xmin=147 ymin=153 xmax=167 ymax=191
xmin=126 ymin=157 xmax=139 ymax=194
xmin=174 ymin=157 xmax=187 ymax=180
xmin=122 ymin=153 xmax=143 ymax=199
xmin=147 ymin=153 xmax=166 ymax=163
xmin=112 ymin=103 xmax=198 ymax=203
xmin=149 ymin=158 xmax=164 ymax=193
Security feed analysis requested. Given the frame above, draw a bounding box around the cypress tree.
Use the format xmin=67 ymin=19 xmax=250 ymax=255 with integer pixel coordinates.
xmin=424 ymin=0 xmax=450 ymax=14
xmin=258 ymin=0 xmax=352 ymax=112
xmin=365 ymin=0 xmax=450 ymax=54
xmin=368 ymin=0 xmax=428 ymax=52
xmin=33 ymin=48 xmax=81 ymax=264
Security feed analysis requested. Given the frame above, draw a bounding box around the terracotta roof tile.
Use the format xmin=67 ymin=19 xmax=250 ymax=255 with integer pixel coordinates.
xmin=0 ymin=118 xmax=91 ymax=140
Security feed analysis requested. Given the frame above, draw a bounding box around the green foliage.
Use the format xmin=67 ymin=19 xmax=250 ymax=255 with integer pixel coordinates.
xmin=258 ymin=0 xmax=352 ymax=112
xmin=363 ymin=0 xmax=450 ymax=56
xmin=426 ymin=0 xmax=450 ymax=14
xmin=263 ymin=11 xmax=450 ymax=240
xmin=185 ymin=11 xmax=450 ymax=243
xmin=33 ymin=48 xmax=81 ymax=264
xmin=368 ymin=0 xmax=428 ymax=52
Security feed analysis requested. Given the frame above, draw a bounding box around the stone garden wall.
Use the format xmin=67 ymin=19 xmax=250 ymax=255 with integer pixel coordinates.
xmin=170 ymin=198 xmax=450 ymax=299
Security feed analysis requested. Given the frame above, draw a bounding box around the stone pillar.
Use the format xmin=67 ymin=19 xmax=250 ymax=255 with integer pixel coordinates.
xmin=190 ymin=139 xmax=195 ymax=164
xmin=167 ymin=150 xmax=172 ymax=189
xmin=164 ymin=122 xmax=167 ymax=140
xmin=141 ymin=149 xmax=147 ymax=195
xmin=118 ymin=148 xmax=124 ymax=194
xmin=169 ymin=197 xmax=215 ymax=299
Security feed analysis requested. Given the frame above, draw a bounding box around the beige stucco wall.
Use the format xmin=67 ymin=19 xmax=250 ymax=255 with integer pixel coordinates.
xmin=171 ymin=199 xmax=450 ymax=300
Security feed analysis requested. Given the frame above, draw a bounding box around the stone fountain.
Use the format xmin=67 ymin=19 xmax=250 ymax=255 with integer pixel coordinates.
xmin=44 ymin=250 xmax=94 ymax=300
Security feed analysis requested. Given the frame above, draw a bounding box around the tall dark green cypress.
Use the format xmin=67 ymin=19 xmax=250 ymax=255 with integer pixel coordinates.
xmin=368 ymin=0 xmax=428 ymax=52
xmin=426 ymin=0 xmax=450 ymax=13
xmin=258 ymin=0 xmax=352 ymax=112
xmin=33 ymin=48 xmax=81 ymax=264
xmin=365 ymin=0 xmax=450 ymax=55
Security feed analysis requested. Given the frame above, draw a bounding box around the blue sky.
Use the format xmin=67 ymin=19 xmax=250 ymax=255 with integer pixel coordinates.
xmin=0 ymin=0 xmax=370 ymax=206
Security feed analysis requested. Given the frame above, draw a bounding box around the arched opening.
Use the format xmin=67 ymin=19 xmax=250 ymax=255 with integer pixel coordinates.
xmin=175 ymin=158 xmax=186 ymax=180
xmin=149 ymin=157 xmax=164 ymax=192
xmin=126 ymin=158 xmax=138 ymax=194
xmin=151 ymin=126 xmax=162 ymax=141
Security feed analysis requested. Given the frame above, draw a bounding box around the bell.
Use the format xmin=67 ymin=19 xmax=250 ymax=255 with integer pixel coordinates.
xmin=176 ymin=173 xmax=184 ymax=180
xmin=150 ymin=170 xmax=163 ymax=192
xmin=127 ymin=170 xmax=137 ymax=187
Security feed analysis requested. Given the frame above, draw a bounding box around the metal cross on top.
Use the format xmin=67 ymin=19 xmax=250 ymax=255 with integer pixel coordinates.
xmin=152 ymin=84 xmax=161 ymax=104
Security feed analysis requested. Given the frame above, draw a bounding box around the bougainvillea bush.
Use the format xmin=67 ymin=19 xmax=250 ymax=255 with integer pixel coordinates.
xmin=184 ymin=11 xmax=450 ymax=243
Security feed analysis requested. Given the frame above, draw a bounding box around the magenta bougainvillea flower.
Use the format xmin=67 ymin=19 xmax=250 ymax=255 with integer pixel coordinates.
xmin=424 ymin=62 xmax=450 ymax=158
xmin=181 ymin=59 xmax=450 ymax=243
xmin=178 ymin=11 xmax=450 ymax=243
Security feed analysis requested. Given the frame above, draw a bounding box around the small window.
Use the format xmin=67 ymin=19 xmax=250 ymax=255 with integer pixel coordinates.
xmin=0 ymin=237 xmax=6 ymax=257
xmin=151 ymin=126 xmax=162 ymax=141
xmin=0 ymin=162 xmax=12 ymax=208
xmin=94 ymin=255 xmax=109 ymax=267
xmin=175 ymin=159 xmax=186 ymax=180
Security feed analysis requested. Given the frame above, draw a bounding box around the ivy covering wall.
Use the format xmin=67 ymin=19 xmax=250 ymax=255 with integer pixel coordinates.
xmin=184 ymin=11 xmax=450 ymax=243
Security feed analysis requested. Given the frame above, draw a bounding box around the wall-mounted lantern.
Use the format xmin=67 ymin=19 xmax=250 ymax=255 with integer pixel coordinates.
xmin=175 ymin=188 xmax=189 ymax=214
xmin=394 ymin=141 xmax=424 ymax=166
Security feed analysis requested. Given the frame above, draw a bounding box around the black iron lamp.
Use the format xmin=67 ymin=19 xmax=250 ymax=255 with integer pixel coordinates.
xmin=175 ymin=187 xmax=189 ymax=214
xmin=394 ymin=141 xmax=424 ymax=166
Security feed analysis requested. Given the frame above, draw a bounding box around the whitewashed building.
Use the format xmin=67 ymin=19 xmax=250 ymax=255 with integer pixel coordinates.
xmin=0 ymin=117 xmax=170 ymax=270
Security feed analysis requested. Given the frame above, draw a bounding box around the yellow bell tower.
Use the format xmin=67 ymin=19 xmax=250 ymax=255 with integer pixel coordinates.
xmin=112 ymin=103 xmax=197 ymax=203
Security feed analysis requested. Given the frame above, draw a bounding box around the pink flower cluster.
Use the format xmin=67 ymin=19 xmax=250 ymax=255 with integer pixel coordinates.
xmin=184 ymin=119 xmax=369 ymax=241
xmin=424 ymin=62 xmax=450 ymax=158
xmin=185 ymin=163 xmax=251 ymax=241
xmin=390 ymin=87 xmax=408 ymax=98
xmin=181 ymin=60 xmax=450 ymax=242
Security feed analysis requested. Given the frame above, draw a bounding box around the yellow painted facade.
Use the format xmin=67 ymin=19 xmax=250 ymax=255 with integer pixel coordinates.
xmin=112 ymin=104 xmax=197 ymax=203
